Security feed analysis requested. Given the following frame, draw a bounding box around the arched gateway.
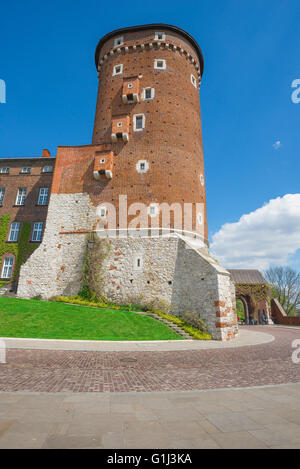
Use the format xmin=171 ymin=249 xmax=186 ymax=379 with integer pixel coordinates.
xmin=228 ymin=270 xmax=271 ymax=325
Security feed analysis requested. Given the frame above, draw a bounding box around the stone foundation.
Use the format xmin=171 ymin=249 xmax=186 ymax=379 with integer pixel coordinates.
xmin=18 ymin=193 xmax=238 ymax=341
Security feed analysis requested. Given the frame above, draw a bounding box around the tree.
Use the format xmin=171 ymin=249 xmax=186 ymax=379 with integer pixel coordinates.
xmin=265 ymin=267 xmax=300 ymax=316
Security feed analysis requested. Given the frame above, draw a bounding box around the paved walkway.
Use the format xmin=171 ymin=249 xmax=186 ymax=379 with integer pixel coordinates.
xmin=0 ymin=327 xmax=274 ymax=351
xmin=1 ymin=383 xmax=300 ymax=448
xmin=0 ymin=326 xmax=299 ymax=393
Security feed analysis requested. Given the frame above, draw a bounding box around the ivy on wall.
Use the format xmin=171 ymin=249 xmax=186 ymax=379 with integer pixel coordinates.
xmin=0 ymin=214 xmax=38 ymax=282
xmin=81 ymin=232 xmax=111 ymax=300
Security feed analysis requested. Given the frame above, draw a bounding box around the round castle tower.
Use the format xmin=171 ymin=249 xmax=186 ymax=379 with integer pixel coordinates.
xmin=17 ymin=24 xmax=238 ymax=341
xmin=92 ymin=24 xmax=208 ymax=244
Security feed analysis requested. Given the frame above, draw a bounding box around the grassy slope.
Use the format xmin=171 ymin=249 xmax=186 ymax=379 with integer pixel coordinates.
xmin=0 ymin=297 xmax=182 ymax=341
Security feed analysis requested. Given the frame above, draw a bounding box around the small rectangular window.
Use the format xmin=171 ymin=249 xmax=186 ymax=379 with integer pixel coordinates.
xmin=133 ymin=114 xmax=145 ymax=131
xmin=100 ymin=207 xmax=107 ymax=218
xmin=155 ymin=32 xmax=166 ymax=41
xmin=15 ymin=187 xmax=27 ymax=206
xmin=32 ymin=222 xmax=43 ymax=242
xmin=8 ymin=222 xmax=20 ymax=242
xmin=0 ymin=168 xmax=9 ymax=174
xmin=21 ymin=167 xmax=31 ymax=174
xmin=143 ymin=87 xmax=155 ymax=100
xmin=42 ymin=166 xmax=53 ymax=173
xmin=113 ymin=64 xmax=123 ymax=76
xmin=1 ymin=257 xmax=13 ymax=279
xmin=154 ymin=59 xmax=166 ymax=70
xmin=114 ymin=36 xmax=124 ymax=47
xmin=0 ymin=188 xmax=5 ymax=206
xmin=191 ymin=74 xmax=197 ymax=88
xmin=38 ymin=188 xmax=49 ymax=206
xmin=134 ymin=256 xmax=143 ymax=271
xmin=148 ymin=204 xmax=159 ymax=217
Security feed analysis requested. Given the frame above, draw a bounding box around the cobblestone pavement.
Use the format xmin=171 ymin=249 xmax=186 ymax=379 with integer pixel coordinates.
xmin=0 ymin=326 xmax=299 ymax=393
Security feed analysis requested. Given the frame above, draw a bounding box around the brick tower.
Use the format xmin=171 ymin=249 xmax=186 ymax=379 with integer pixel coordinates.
xmin=18 ymin=24 xmax=238 ymax=340
xmin=91 ymin=24 xmax=207 ymax=242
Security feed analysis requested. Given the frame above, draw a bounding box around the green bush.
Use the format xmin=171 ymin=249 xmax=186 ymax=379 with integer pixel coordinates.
xmin=181 ymin=325 xmax=211 ymax=341
xmin=147 ymin=308 xmax=212 ymax=340
xmin=180 ymin=312 xmax=208 ymax=333
xmin=52 ymin=295 xmax=121 ymax=310
xmin=32 ymin=295 xmax=42 ymax=300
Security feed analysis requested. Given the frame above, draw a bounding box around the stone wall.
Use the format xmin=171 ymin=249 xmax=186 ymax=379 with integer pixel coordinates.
xmin=271 ymin=298 xmax=300 ymax=326
xmin=18 ymin=192 xmax=237 ymax=340
xmin=101 ymin=236 xmax=237 ymax=340
xmin=17 ymin=193 xmax=96 ymax=299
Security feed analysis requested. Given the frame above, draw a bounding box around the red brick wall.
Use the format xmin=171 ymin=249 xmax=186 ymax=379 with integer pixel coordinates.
xmin=54 ymin=27 xmax=208 ymax=240
xmin=271 ymin=298 xmax=300 ymax=326
xmin=0 ymin=158 xmax=55 ymax=230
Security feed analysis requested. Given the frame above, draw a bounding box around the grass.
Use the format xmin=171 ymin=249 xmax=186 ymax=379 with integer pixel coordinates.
xmin=0 ymin=297 xmax=182 ymax=341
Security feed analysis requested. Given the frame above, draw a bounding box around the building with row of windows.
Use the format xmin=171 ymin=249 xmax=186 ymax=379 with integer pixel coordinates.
xmin=0 ymin=150 xmax=55 ymax=284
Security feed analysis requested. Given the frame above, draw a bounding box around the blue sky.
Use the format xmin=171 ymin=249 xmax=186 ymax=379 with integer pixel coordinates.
xmin=0 ymin=0 xmax=299 ymax=268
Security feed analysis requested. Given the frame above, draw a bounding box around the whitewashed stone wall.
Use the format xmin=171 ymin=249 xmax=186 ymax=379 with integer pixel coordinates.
xmin=18 ymin=193 xmax=238 ymax=341
xmin=102 ymin=236 xmax=237 ymax=340
xmin=18 ymin=193 xmax=97 ymax=299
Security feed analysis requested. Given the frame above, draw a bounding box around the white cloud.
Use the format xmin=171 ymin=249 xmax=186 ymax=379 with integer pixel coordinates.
xmin=211 ymin=194 xmax=300 ymax=270
xmin=273 ymin=140 xmax=282 ymax=150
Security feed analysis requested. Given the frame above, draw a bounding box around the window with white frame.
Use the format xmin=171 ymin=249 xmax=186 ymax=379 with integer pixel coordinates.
xmin=133 ymin=114 xmax=145 ymax=131
xmin=0 ymin=188 xmax=5 ymax=206
xmin=200 ymin=174 xmax=205 ymax=186
xmin=191 ymin=74 xmax=197 ymax=88
xmin=114 ymin=36 xmax=124 ymax=47
xmin=148 ymin=204 xmax=159 ymax=217
xmin=42 ymin=166 xmax=53 ymax=173
xmin=134 ymin=255 xmax=143 ymax=271
xmin=1 ymin=257 xmax=13 ymax=279
xmin=32 ymin=222 xmax=43 ymax=242
xmin=136 ymin=160 xmax=149 ymax=174
xmin=197 ymin=213 xmax=203 ymax=225
xmin=0 ymin=168 xmax=9 ymax=174
xmin=142 ymin=87 xmax=155 ymax=100
xmin=100 ymin=207 xmax=107 ymax=218
xmin=155 ymin=32 xmax=166 ymax=41
xmin=38 ymin=188 xmax=49 ymax=205
xmin=154 ymin=59 xmax=166 ymax=70
xmin=113 ymin=64 xmax=123 ymax=76
xmin=21 ymin=167 xmax=31 ymax=174
xmin=15 ymin=187 xmax=27 ymax=206
xmin=8 ymin=222 xmax=20 ymax=242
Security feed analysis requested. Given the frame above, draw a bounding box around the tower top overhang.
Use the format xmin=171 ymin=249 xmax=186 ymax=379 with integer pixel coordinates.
xmin=94 ymin=23 xmax=204 ymax=77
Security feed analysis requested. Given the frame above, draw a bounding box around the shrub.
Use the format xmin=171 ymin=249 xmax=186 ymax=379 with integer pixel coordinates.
xmin=181 ymin=325 xmax=211 ymax=341
xmin=180 ymin=312 xmax=208 ymax=333
xmin=146 ymin=298 xmax=172 ymax=314
xmin=32 ymin=295 xmax=42 ymax=300
xmin=51 ymin=295 xmax=121 ymax=310
xmin=78 ymin=285 xmax=100 ymax=302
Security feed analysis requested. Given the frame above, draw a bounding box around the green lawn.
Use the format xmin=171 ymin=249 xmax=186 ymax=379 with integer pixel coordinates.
xmin=0 ymin=297 xmax=182 ymax=341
